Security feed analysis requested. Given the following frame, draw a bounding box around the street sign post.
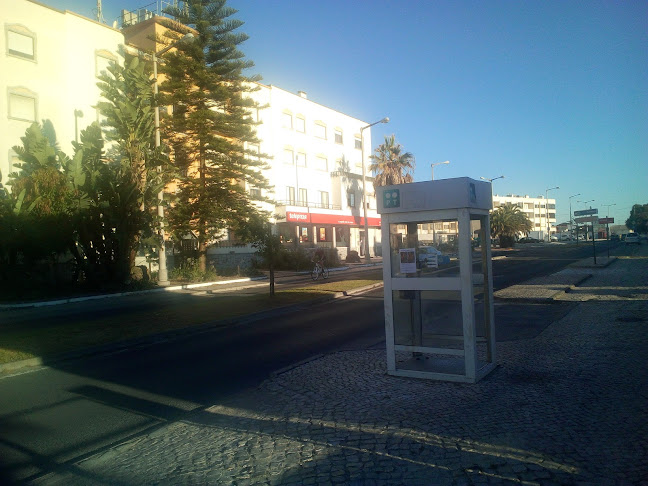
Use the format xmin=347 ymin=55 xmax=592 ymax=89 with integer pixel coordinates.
xmin=574 ymin=208 xmax=598 ymax=217
xmin=574 ymin=208 xmax=598 ymax=263
xmin=599 ymin=217 xmax=615 ymax=258
xmin=574 ymin=216 xmax=599 ymax=223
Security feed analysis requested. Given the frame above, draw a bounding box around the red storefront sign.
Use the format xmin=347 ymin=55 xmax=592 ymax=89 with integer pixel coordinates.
xmin=286 ymin=211 xmax=381 ymax=227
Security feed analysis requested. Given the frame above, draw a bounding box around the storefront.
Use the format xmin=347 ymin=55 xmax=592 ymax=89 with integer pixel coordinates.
xmin=276 ymin=208 xmax=382 ymax=259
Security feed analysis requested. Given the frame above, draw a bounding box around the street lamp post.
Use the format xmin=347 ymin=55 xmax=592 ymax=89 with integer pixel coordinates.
xmin=360 ymin=117 xmax=389 ymax=263
xmin=153 ymin=33 xmax=194 ymax=286
xmin=480 ymin=176 xmax=504 ymax=211
xmin=569 ymin=193 xmax=581 ymax=241
xmin=74 ymin=109 xmax=83 ymax=143
xmin=545 ymin=186 xmax=559 ymax=242
xmin=431 ymin=160 xmax=449 ymax=180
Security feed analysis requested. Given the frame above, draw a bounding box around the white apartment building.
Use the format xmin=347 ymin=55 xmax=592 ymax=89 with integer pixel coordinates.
xmin=246 ymin=85 xmax=380 ymax=259
xmin=0 ymin=0 xmax=124 ymax=189
xmin=492 ymin=194 xmax=558 ymax=240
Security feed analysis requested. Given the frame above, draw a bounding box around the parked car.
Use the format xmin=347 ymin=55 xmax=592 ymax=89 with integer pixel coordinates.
xmin=418 ymin=246 xmax=450 ymax=268
xmin=624 ymin=233 xmax=640 ymax=245
xmin=550 ymin=235 xmax=558 ymax=242
xmin=518 ymin=236 xmax=541 ymax=244
xmin=610 ymin=234 xmax=620 ymax=242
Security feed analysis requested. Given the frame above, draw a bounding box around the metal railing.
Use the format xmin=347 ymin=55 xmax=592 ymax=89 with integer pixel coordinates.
xmin=275 ymin=200 xmax=342 ymax=210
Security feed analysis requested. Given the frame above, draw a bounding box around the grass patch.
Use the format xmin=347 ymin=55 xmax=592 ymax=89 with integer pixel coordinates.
xmin=0 ymin=278 xmax=383 ymax=365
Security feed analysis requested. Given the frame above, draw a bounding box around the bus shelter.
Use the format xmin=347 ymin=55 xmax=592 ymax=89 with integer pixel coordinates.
xmin=377 ymin=177 xmax=496 ymax=383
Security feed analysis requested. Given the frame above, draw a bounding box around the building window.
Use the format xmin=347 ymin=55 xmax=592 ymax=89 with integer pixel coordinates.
xmin=286 ymin=186 xmax=295 ymax=205
xmin=348 ymin=192 xmax=356 ymax=208
xmin=354 ymin=136 xmax=362 ymax=150
xmin=318 ymin=227 xmax=329 ymax=242
xmin=95 ymin=50 xmax=117 ymax=78
xmin=8 ymin=88 xmax=37 ymax=122
xmin=314 ymin=123 xmax=326 ymax=139
xmin=283 ymin=148 xmax=294 ymax=165
xmin=334 ymin=129 xmax=343 ymax=144
xmin=282 ymin=112 xmax=292 ymax=129
xmin=299 ymin=188 xmax=307 ymax=205
xmin=315 ymin=156 xmax=327 ymax=171
xmin=249 ymin=187 xmax=261 ymax=198
xmin=319 ymin=191 xmax=329 ymax=208
xmin=6 ymin=25 xmax=36 ymax=61
xmin=296 ymin=152 xmax=306 ymax=167
xmin=295 ymin=116 xmax=305 ymax=133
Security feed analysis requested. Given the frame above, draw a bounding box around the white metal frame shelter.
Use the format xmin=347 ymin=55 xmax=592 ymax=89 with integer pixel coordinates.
xmin=377 ymin=177 xmax=496 ymax=383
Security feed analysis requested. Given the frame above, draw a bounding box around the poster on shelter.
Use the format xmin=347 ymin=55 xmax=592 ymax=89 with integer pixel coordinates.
xmin=399 ymin=248 xmax=417 ymax=274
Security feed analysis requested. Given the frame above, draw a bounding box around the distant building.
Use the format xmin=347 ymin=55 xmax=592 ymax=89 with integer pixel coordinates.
xmin=492 ymin=194 xmax=558 ymax=240
xmin=0 ymin=0 xmax=123 ymax=188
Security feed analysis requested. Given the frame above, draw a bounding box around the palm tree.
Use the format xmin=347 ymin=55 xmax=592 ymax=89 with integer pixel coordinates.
xmin=490 ymin=202 xmax=533 ymax=248
xmin=369 ymin=134 xmax=415 ymax=187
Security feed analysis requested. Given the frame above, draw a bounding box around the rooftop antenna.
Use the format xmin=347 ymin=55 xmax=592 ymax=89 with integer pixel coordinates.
xmin=96 ymin=0 xmax=105 ymax=23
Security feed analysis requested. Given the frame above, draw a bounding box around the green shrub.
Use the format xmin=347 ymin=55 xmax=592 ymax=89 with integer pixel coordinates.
xmin=169 ymin=258 xmax=218 ymax=282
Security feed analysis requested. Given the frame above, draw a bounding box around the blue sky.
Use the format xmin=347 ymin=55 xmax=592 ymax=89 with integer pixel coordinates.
xmin=46 ymin=0 xmax=647 ymax=225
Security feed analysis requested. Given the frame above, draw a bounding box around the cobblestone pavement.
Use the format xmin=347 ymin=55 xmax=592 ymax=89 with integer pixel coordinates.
xmin=38 ymin=250 xmax=648 ymax=485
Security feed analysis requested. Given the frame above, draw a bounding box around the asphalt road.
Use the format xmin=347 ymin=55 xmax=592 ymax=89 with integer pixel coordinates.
xmin=0 ymin=241 xmax=619 ymax=483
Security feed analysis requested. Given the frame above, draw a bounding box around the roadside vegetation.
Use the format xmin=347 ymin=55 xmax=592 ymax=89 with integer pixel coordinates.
xmin=0 ymin=0 xmax=269 ymax=300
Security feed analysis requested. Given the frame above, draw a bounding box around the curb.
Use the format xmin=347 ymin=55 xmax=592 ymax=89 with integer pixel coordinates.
xmin=0 ymin=264 xmax=379 ymax=310
xmin=0 ymin=282 xmax=384 ymax=376
xmin=0 ymin=276 xmax=267 ymax=310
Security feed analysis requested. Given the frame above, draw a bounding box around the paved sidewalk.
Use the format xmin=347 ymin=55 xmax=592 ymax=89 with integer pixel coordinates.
xmin=36 ymin=250 xmax=648 ymax=485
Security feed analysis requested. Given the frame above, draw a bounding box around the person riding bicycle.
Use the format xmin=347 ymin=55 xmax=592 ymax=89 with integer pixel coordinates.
xmin=313 ymin=248 xmax=326 ymax=268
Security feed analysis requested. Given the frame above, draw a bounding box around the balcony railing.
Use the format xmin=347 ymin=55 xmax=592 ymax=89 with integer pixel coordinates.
xmin=275 ymin=200 xmax=342 ymax=211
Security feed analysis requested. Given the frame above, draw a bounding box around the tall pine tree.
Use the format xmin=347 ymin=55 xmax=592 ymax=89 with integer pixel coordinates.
xmin=160 ymin=0 xmax=270 ymax=272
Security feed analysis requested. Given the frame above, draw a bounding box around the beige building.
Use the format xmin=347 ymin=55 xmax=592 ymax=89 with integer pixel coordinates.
xmin=1 ymin=0 xmax=123 ymax=189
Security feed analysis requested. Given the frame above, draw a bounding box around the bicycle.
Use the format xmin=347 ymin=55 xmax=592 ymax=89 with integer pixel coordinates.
xmin=310 ymin=260 xmax=329 ymax=281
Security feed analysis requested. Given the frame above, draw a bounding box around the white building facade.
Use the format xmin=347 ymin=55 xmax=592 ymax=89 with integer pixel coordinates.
xmin=492 ymin=194 xmax=557 ymax=240
xmin=246 ymin=85 xmax=381 ymax=260
xmin=1 ymin=0 xmax=124 ymax=189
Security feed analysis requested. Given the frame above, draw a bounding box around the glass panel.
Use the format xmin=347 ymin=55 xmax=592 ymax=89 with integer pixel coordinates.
xmin=295 ymin=117 xmax=305 ymax=132
xmin=282 ymin=113 xmax=292 ymax=129
xmin=8 ymin=31 xmax=34 ymax=59
xmin=389 ymin=220 xmax=460 ymax=278
xmin=9 ymin=94 xmax=36 ymax=121
xmin=96 ymin=55 xmax=114 ymax=77
xmin=393 ymin=290 xmax=464 ymax=347
xmin=315 ymin=124 xmax=326 ymax=139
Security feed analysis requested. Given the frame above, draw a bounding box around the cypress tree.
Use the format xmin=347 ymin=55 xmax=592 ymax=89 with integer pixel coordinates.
xmin=160 ymin=0 xmax=270 ymax=272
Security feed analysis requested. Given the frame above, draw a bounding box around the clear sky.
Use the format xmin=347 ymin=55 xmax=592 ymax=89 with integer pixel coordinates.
xmin=45 ymin=0 xmax=647 ymax=225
